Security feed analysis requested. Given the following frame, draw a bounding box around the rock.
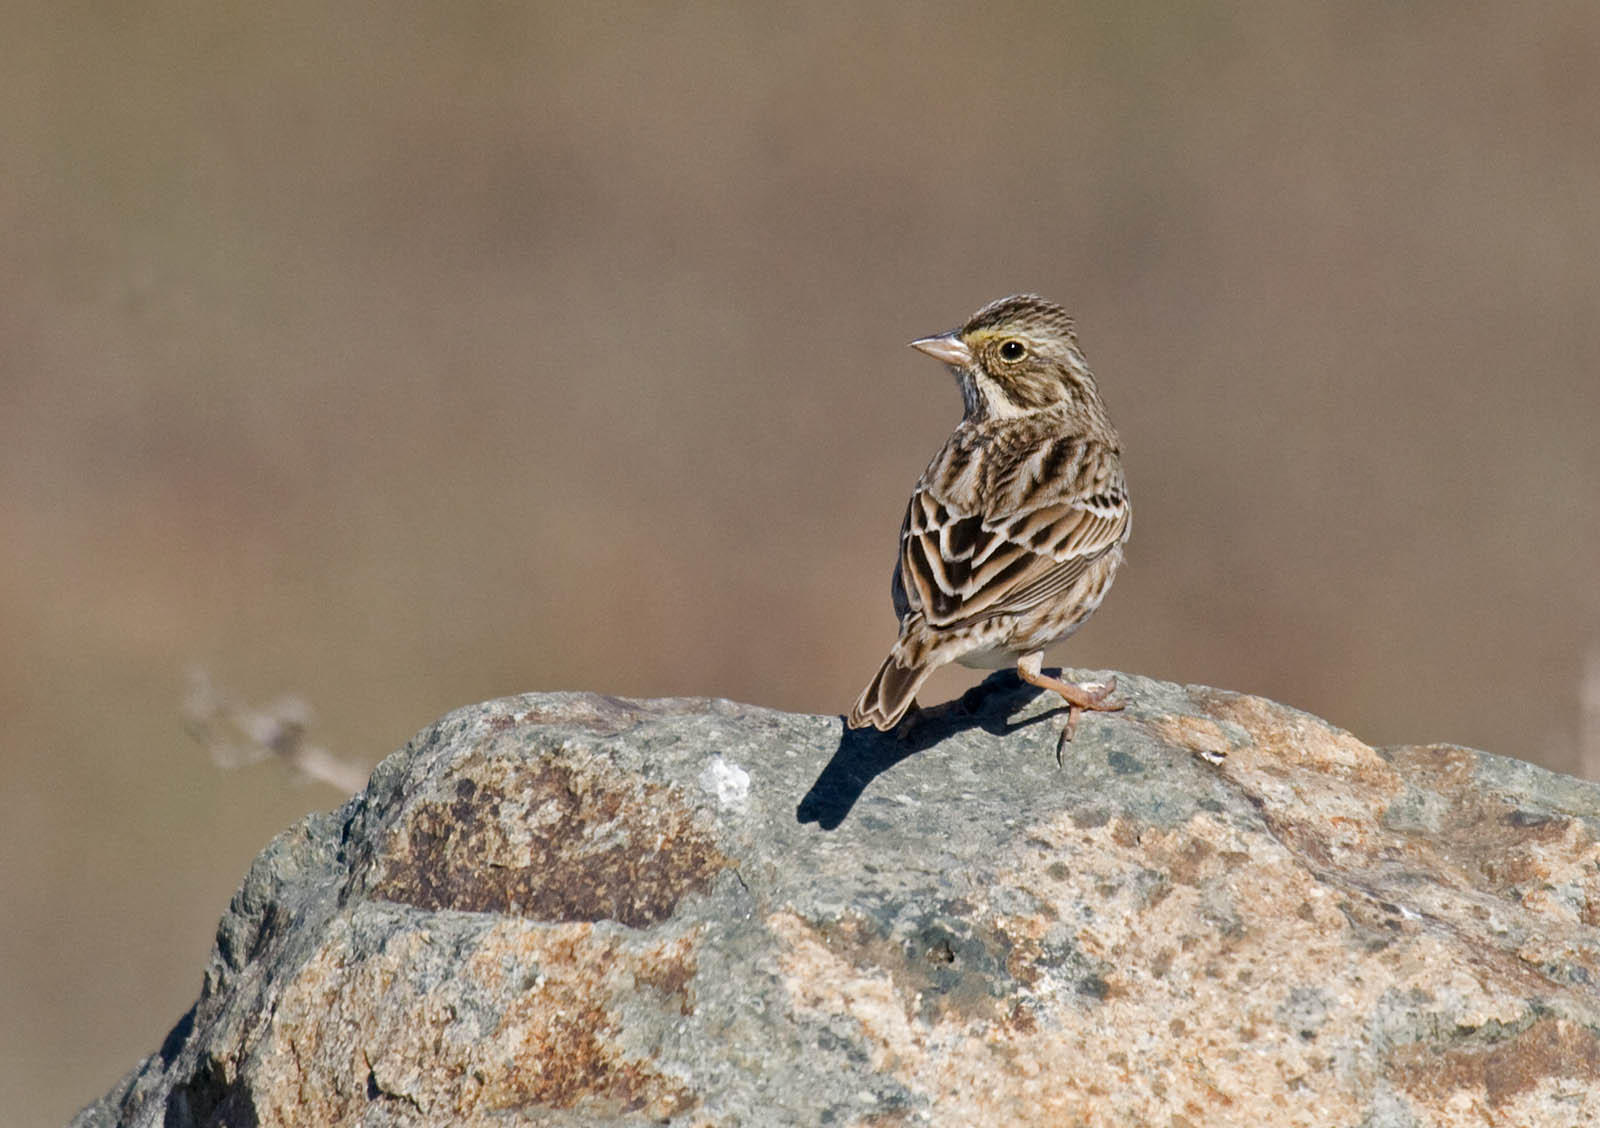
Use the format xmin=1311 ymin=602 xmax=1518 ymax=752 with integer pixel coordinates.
xmin=73 ymin=672 xmax=1600 ymax=1127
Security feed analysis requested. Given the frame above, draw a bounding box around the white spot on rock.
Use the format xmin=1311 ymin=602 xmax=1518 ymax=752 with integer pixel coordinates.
xmin=699 ymin=756 xmax=751 ymax=810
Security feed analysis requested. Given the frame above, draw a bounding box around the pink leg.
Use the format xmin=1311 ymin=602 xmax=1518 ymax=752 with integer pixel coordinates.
xmin=1016 ymin=652 xmax=1124 ymax=762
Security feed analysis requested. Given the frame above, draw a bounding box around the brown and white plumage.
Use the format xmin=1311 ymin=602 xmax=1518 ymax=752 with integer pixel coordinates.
xmin=848 ymin=294 xmax=1131 ymax=738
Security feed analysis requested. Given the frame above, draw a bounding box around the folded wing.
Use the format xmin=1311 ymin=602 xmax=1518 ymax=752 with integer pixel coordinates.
xmin=896 ymin=436 xmax=1129 ymax=631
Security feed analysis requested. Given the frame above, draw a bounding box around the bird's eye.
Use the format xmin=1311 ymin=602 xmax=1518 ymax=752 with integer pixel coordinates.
xmin=999 ymin=339 xmax=1026 ymax=361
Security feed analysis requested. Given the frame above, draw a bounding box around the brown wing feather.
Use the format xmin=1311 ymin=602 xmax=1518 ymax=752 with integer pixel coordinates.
xmin=894 ymin=431 xmax=1129 ymax=632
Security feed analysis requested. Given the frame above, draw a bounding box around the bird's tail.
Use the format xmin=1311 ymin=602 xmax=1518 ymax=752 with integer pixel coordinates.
xmin=848 ymin=640 xmax=937 ymax=731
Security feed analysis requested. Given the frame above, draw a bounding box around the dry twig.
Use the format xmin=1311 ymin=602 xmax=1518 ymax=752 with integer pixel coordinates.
xmin=182 ymin=669 xmax=368 ymax=794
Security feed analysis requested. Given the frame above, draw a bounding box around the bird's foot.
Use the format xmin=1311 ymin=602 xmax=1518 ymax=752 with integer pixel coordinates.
xmin=1023 ymin=672 xmax=1125 ymax=715
xmin=1055 ymin=675 xmax=1124 ymax=713
xmin=1014 ymin=660 xmax=1126 ymax=765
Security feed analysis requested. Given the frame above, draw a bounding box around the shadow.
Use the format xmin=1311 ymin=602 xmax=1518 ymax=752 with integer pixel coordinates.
xmin=157 ymin=1003 xmax=197 ymax=1066
xmin=796 ymin=671 xmax=1067 ymax=830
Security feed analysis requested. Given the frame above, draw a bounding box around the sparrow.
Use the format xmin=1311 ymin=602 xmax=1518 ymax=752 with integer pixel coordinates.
xmin=848 ymin=294 xmax=1130 ymax=749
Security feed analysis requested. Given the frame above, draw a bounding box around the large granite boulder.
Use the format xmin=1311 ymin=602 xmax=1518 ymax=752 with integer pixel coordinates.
xmin=75 ymin=672 xmax=1600 ymax=1126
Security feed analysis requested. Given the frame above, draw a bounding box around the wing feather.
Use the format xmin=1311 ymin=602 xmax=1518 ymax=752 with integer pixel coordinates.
xmin=893 ymin=431 xmax=1129 ymax=631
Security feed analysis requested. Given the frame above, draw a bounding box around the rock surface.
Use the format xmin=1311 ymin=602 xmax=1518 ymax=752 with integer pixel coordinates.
xmin=74 ymin=672 xmax=1600 ymax=1127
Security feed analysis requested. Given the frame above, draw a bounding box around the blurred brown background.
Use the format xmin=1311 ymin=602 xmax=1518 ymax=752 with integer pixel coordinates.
xmin=5 ymin=3 xmax=1600 ymax=1121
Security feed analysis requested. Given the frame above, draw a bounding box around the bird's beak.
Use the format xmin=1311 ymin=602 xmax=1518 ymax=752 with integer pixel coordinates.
xmin=909 ymin=332 xmax=973 ymax=367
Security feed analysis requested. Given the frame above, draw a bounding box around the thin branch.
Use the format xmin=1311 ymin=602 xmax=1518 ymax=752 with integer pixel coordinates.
xmin=182 ymin=669 xmax=368 ymax=794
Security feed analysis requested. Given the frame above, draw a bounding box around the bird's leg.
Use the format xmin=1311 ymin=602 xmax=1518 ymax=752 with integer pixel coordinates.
xmin=1015 ymin=652 xmax=1124 ymax=763
xmin=1016 ymin=651 xmax=1124 ymax=711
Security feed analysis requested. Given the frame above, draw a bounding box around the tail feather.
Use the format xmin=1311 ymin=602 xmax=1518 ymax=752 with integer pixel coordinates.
xmin=848 ymin=644 xmax=937 ymax=731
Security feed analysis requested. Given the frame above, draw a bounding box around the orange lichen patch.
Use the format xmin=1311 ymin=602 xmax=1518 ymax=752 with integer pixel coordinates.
xmin=1383 ymin=744 xmax=1600 ymax=914
xmin=1183 ymin=687 xmax=1398 ymax=788
xmin=1389 ymin=1018 xmax=1600 ymax=1109
xmin=1160 ymin=711 xmax=1395 ymax=879
xmin=1153 ymin=713 xmax=1234 ymax=765
xmin=1383 ymin=742 xmax=1483 ymax=796
xmin=770 ymin=911 xmax=925 ymax=1072
xmin=254 ymin=917 xmax=700 ymax=1126
xmin=362 ymin=750 xmax=726 ymax=928
xmin=467 ymin=925 xmax=699 ymax=1114
xmin=1156 ymin=696 xmax=1408 ymax=879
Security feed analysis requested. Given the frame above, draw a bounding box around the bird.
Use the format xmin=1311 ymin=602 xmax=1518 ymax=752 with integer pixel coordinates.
xmin=847 ymin=294 xmax=1130 ymax=751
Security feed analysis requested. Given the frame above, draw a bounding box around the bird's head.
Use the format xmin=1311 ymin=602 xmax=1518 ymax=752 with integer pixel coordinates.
xmin=911 ymin=294 xmax=1103 ymax=423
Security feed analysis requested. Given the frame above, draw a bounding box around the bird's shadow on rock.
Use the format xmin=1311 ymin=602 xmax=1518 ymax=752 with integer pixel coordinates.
xmin=796 ymin=672 xmax=1066 ymax=830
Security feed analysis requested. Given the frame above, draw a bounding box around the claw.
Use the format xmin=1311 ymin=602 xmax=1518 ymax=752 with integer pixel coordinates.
xmin=1055 ymin=705 xmax=1082 ymax=766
